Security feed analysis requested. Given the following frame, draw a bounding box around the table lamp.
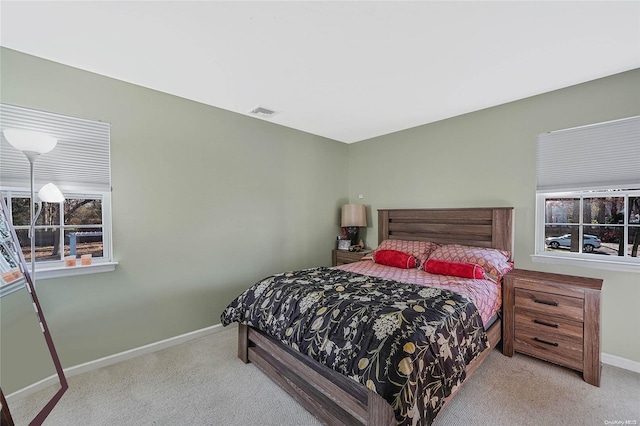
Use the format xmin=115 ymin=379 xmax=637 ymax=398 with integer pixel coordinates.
xmin=341 ymin=203 xmax=367 ymax=246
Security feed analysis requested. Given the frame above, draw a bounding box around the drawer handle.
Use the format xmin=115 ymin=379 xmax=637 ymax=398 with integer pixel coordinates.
xmin=533 ymin=319 xmax=559 ymax=328
xmin=533 ymin=298 xmax=558 ymax=307
xmin=533 ymin=337 xmax=559 ymax=347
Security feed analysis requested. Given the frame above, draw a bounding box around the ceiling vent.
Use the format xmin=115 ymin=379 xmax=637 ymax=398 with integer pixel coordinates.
xmin=247 ymin=106 xmax=278 ymax=119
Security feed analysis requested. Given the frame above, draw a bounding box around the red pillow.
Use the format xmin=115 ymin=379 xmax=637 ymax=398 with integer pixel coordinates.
xmin=374 ymin=250 xmax=417 ymax=269
xmin=424 ymin=259 xmax=485 ymax=279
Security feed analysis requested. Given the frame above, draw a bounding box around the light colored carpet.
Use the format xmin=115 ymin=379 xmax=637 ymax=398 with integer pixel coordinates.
xmin=8 ymin=325 xmax=640 ymax=425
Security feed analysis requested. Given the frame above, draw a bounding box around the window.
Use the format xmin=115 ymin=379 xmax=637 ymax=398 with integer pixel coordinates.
xmin=2 ymin=191 xmax=111 ymax=264
xmin=0 ymin=103 xmax=114 ymax=279
xmin=537 ymin=190 xmax=640 ymax=266
xmin=534 ymin=116 xmax=640 ymax=272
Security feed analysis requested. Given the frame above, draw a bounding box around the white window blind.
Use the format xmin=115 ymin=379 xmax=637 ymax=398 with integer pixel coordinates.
xmin=0 ymin=103 xmax=111 ymax=192
xmin=536 ymin=116 xmax=640 ymax=192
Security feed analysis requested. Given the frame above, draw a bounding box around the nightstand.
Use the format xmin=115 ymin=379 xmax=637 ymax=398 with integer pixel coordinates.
xmin=502 ymin=269 xmax=603 ymax=386
xmin=332 ymin=249 xmax=372 ymax=267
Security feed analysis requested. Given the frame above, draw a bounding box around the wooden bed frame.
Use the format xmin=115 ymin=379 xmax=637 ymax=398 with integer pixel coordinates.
xmin=237 ymin=207 xmax=514 ymax=425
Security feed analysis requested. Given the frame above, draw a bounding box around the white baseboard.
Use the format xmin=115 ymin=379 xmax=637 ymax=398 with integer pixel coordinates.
xmin=7 ymin=322 xmax=232 ymax=403
xmin=602 ymin=352 xmax=640 ymax=374
xmin=65 ymin=323 xmax=231 ymax=377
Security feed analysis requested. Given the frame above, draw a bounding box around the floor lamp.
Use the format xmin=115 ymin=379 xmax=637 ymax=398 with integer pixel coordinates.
xmin=2 ymin=129 xmax=65 ymax=279
xmin=1 ymin=128 xmax=68 ymax=426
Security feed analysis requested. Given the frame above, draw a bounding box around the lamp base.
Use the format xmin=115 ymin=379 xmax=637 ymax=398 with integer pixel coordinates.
xmin=344 ymin=226 xmax=359 ymax=246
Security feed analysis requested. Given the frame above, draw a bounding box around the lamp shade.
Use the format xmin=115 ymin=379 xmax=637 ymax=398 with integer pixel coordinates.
xmin=341 ymin=204 xmax=367 ymax=227
xmin=3 ymin=129 xmax=57 ymax=154
xmin=38 ymin=183 xmax=65 ymax=203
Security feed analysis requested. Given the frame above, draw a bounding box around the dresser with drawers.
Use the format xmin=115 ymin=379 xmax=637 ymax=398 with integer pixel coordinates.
xmin=502 ymin=269 xmax=603 ymax=386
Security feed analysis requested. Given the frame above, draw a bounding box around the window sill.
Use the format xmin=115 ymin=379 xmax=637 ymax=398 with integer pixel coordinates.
xmin=32 ymin=261 xmax=118 ymax=280
xmin=531 ymin=254 xmax=640 ymax=273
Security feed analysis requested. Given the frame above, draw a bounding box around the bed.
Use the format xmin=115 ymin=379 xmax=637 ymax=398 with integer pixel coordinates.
xmin=222 ymin=207 xmax=513 ymax=425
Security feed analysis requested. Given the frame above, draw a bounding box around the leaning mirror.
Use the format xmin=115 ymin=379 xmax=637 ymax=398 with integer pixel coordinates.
xmin=1 ymin=195 xmax=68 ymax=426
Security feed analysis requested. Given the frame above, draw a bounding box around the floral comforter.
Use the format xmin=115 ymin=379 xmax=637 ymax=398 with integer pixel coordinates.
xmin=220 ymin=267 xmax=488 ymax=425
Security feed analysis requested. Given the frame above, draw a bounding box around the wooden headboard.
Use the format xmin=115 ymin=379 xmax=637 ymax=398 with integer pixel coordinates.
xmin=378 ymin=207 xmax=514 ymax=259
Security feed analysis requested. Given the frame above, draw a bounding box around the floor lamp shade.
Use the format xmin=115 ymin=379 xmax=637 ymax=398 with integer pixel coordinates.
xmin=38 ymin=183 xmax=65 ymax=203
xmin=341 ymin=204 xmax=367 ymax=246
xmin=3 ymin=128 xmax=57 ymax=155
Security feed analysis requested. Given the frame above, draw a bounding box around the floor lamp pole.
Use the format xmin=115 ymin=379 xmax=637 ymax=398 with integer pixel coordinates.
xmin=29 ymin=158 xmax=36 ymax=282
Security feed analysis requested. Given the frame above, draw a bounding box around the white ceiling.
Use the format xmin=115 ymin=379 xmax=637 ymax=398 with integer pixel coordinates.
xmin=1 ymin=1 xmax=639 ymax=143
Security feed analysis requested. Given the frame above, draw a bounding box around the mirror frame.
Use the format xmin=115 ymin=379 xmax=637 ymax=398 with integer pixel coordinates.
xmin=0 ymin=195 xmax=68 ymax=426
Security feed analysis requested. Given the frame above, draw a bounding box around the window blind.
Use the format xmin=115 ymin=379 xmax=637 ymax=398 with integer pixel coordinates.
xmin=0 ymin=103 xmax=111 ymax=192
xmin=536 ymin=116 xmax=640 ymax=192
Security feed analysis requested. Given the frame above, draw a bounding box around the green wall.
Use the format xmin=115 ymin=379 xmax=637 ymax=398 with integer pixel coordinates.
xmin=1 ymin=47 xmax=639 ymax=395
xmin=0 ymin=47 xmax=349 ymax=392
xmin=348 ymin=68 xmax=640 ymax=363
